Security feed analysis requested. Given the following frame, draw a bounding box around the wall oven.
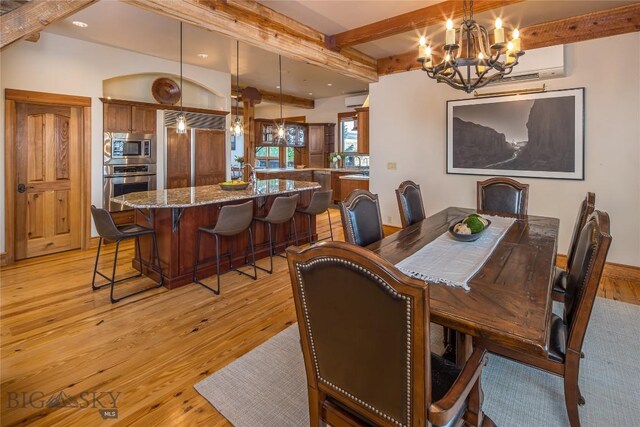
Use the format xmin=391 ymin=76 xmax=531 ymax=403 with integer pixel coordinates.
xmin=104 ymin=132 xmax=156 ymax=165
xmin=103 ymin=165 xmax=157 ymax=212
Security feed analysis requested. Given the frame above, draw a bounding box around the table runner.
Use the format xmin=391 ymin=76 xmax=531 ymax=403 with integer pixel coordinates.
xmin=395 ymin=215 xmax=516 ymax=291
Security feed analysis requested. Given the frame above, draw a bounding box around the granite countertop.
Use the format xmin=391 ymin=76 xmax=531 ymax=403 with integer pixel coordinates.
xmin=339 ymin=174 xmax=370 ymax=181
xmin=111 ymin=179 xmax=321 ymax=209
xmin=256 ymin=167 xmax=365 ymax=173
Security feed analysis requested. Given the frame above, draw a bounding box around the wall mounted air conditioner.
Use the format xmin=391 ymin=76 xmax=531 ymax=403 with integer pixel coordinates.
xmin=489 ymin=45 xmax=565 ymax=85
xmin=344 ymin=93 xmax=368 ymax=108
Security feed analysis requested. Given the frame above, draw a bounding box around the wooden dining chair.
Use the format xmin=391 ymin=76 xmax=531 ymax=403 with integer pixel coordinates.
xmin=552 ymin=192 xmax=596 ymax=303
xmin=339 ymin=189 xmax=384 ymax=247
xmin=395 ymin=180 xmax=426 ymax=228
xmin=477 ymin=177 xmax=529 ymax=215
xmin=478 ymin=210 xmax=611 ymax=427
xmin=286 ymin=241 xmax=494 ymax=427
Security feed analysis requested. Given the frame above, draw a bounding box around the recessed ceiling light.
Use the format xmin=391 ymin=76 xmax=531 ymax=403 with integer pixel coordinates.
xmin=276 ymin=85 xmax=280 ymax=89
xmin=72 ymin=21 xmax=88 ymax=28
xmin=327 ymin=83 xmax=333 ymax=86
xmin=197 ymin=53 xmax=208 ymax=59
xmin=308 ymin=92 xmax=313 ymax=96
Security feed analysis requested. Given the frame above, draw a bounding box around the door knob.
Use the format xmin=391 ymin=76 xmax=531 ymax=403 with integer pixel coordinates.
xmin=17 ymin=183 xmax=26 ymax=193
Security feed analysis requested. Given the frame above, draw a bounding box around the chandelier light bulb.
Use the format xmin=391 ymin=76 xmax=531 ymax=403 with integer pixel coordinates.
xmin=419 ymin=36 xmax=426 ymax=46
xmin=494 ymin=17 xmax=505 ymax=44
xmin=513 ymin=28 xmax=520 ymax=39
xmin=446 ymin=19 xmax=453 ymax=30
xmin=426 ymin=46 xmax=432 ymax=56
xmin=277 ymin=125 xmax=285 ymax=139
xmin=478 ymin=52 xmax=484 ymax=60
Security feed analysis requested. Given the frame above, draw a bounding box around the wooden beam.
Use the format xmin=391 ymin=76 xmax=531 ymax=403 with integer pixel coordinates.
xmin=232 ymin=85 xmax=314 ymax=109
xmin=1 ymin=0 xmax=96 ymax=50
xmin=124 ymin=0 xmax=378 ymax=83
xmin=329 ymin=0 xmax=524 ymax=49
xmin=377 ymin=3 xmax=640 ymax=76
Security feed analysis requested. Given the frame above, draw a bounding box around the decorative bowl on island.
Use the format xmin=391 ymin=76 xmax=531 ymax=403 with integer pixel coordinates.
xmin=448 ymin=214 xmax=491 ymax=242
xmin=219 ymin=181 xmax=249 ymax=191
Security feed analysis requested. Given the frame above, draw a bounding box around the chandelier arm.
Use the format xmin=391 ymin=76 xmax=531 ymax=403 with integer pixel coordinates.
xmin=436 ymin=74 xmax=467 ymax=92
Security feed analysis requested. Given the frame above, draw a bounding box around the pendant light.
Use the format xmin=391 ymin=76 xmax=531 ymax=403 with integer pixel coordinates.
xmin=275 ymin=55 xmax=285 ymax=143
xmin=176 ymin=21 xmax=187 ymax=134
xmin=231 ymin=40 xmax=243 ymax=136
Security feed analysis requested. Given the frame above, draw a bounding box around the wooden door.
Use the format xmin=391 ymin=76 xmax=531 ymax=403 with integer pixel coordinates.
xmin=166 ymin=128 xmax=191 ymax=189
xmin=132 ymin=106 xmax=157 ymax=133
xmin=15 ymin=104 xmax=81 ymax=259
xmin=194 ymin=129 xmax=226 ymax=186
xmin=103 ymin=103 xmax=131 ymax=132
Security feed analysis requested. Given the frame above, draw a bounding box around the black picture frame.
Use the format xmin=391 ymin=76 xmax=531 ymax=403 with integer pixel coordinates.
xmin=446 ymin=87 xmax=585 ymax=180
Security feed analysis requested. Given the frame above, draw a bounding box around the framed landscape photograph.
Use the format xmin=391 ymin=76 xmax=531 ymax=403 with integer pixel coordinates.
xmin=446 ymin=88 xmax=584 ymax=180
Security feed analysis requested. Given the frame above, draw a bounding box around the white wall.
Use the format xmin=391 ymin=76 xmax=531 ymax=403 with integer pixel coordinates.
xmin=369 ymin=32 xmax=640 ymax=266
xmin=0 ymin=32 xmax=231 ymax=251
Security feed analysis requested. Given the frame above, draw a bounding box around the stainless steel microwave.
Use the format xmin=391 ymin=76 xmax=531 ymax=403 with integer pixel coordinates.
xmin=104 ymin=132 xmax=156 ymax=165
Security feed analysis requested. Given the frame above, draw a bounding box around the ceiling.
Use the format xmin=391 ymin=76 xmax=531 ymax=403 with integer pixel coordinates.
xmin=44 ymin=1 xmax=370 ymax=100
xmin=42 ymin=0 xmax=635 ymax=100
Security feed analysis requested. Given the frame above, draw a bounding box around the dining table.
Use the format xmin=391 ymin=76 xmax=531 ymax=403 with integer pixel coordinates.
xmin=367 ymin=206 xmax=560 ymax=362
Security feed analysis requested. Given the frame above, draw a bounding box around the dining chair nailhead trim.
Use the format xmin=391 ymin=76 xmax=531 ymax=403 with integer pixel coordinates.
xmin=295 ymin=257 xmax=412 ymax=427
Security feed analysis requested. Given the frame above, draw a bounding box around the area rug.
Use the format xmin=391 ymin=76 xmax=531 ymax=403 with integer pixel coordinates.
xmin=194 ymin=298 xmax=640 ymax=426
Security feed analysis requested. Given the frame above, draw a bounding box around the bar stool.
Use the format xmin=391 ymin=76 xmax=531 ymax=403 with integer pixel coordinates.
xmin=91 ymin=205 xmax=163 ymax=303
xmin=193 ymin=200 xmax=257 ymax=295
xmin=296 ymin=190 xmax=334 ymax=244
xmin=254 ymin=194 xmax=300 ymax=274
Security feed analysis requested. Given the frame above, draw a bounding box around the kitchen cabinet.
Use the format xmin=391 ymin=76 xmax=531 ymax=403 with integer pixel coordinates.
xmin=104 ymin=102 xmax=157 ymax=133
xmin=307 ymin=123 xmax=335 ymax=168
xmin=255 ymin=119 xmax=307 ymax=147
xmin=110 ymin=209 xmax=136 ymax=226
xmin=330 ymin=171 xmax=354 ymax=203
xmin=340 ymin=177 xmax=369 ymax=200
xmin=355 ymin=107 xmax=369 ymax=154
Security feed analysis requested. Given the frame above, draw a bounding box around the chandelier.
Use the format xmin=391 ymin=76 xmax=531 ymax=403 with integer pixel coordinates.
xmin=417 ymin=0 xmax=524 ymax=93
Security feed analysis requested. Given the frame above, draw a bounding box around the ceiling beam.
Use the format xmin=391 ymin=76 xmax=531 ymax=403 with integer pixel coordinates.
xmin=123 ymin=0 xmax=378 ymax=83
xmin=1 ymin=0 xmax=96 ymax=50
xmin=232 ymin=85 xmax=314 ymax=109
xmin=328 ymin=0 xmax=524 ymax=50
xmin=377 ymin=3 xmax=640 ymax=76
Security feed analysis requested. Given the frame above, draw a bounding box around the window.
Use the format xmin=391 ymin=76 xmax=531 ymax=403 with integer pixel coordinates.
xmin=339 ymin=113 xmax=358 ymax=153
xmin=286 ymin=147 xmax=295 ymax=168
xmin=255 ymin=146 xmax=280 ymax=169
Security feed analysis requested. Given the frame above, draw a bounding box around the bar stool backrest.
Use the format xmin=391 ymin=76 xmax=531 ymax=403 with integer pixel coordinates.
xmin=213 ymin=200 xmax=255 ymax=236
xmin=91 ymin=205 xmax=122 ymax=240
xmin=305 ymin=190 xmax=333 ymax=215
xmin=265 ymin=194 xmax=300 ymax=224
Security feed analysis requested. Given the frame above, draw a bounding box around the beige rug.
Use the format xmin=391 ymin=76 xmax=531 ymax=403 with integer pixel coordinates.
xmin=195 ymin=298 xmax=640 ymax=426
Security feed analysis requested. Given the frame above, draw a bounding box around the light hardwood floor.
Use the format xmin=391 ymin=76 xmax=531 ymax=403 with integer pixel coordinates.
xmin=0 ymin=208 xmax=637 ymax=426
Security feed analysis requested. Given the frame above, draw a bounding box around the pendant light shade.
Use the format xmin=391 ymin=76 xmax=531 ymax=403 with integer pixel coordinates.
xmin=177 ymin=21 xmax=187 ymax=134
xmin=231 ymin=40 xmax=243 ymax=137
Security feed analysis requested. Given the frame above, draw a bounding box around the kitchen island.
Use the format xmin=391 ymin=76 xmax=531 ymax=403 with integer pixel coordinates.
xmin=112 ymin=179 xmax=320 ymax=289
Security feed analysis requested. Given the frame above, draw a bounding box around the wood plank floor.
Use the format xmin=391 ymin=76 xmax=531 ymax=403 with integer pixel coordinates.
xmin=1 ymin=208 xmax=638 ymax=426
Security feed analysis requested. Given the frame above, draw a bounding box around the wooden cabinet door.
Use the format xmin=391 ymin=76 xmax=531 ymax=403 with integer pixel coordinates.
xmin=131 ymin=106 xmax=157 ymax=133
xmin=166 ymin=128 xmax=191 ymax=189
xmin=194 ymin=129 xmax=226 ymax=186
xmin=308 ymin=126 xmax=325 ymax=153
xmin=356 ymin=108 xmax=369 ymax=154
xmin=104 ymin=103 xmax=132 ymax=132
xmin=15 ymin=104 xmax=81 ymax=259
